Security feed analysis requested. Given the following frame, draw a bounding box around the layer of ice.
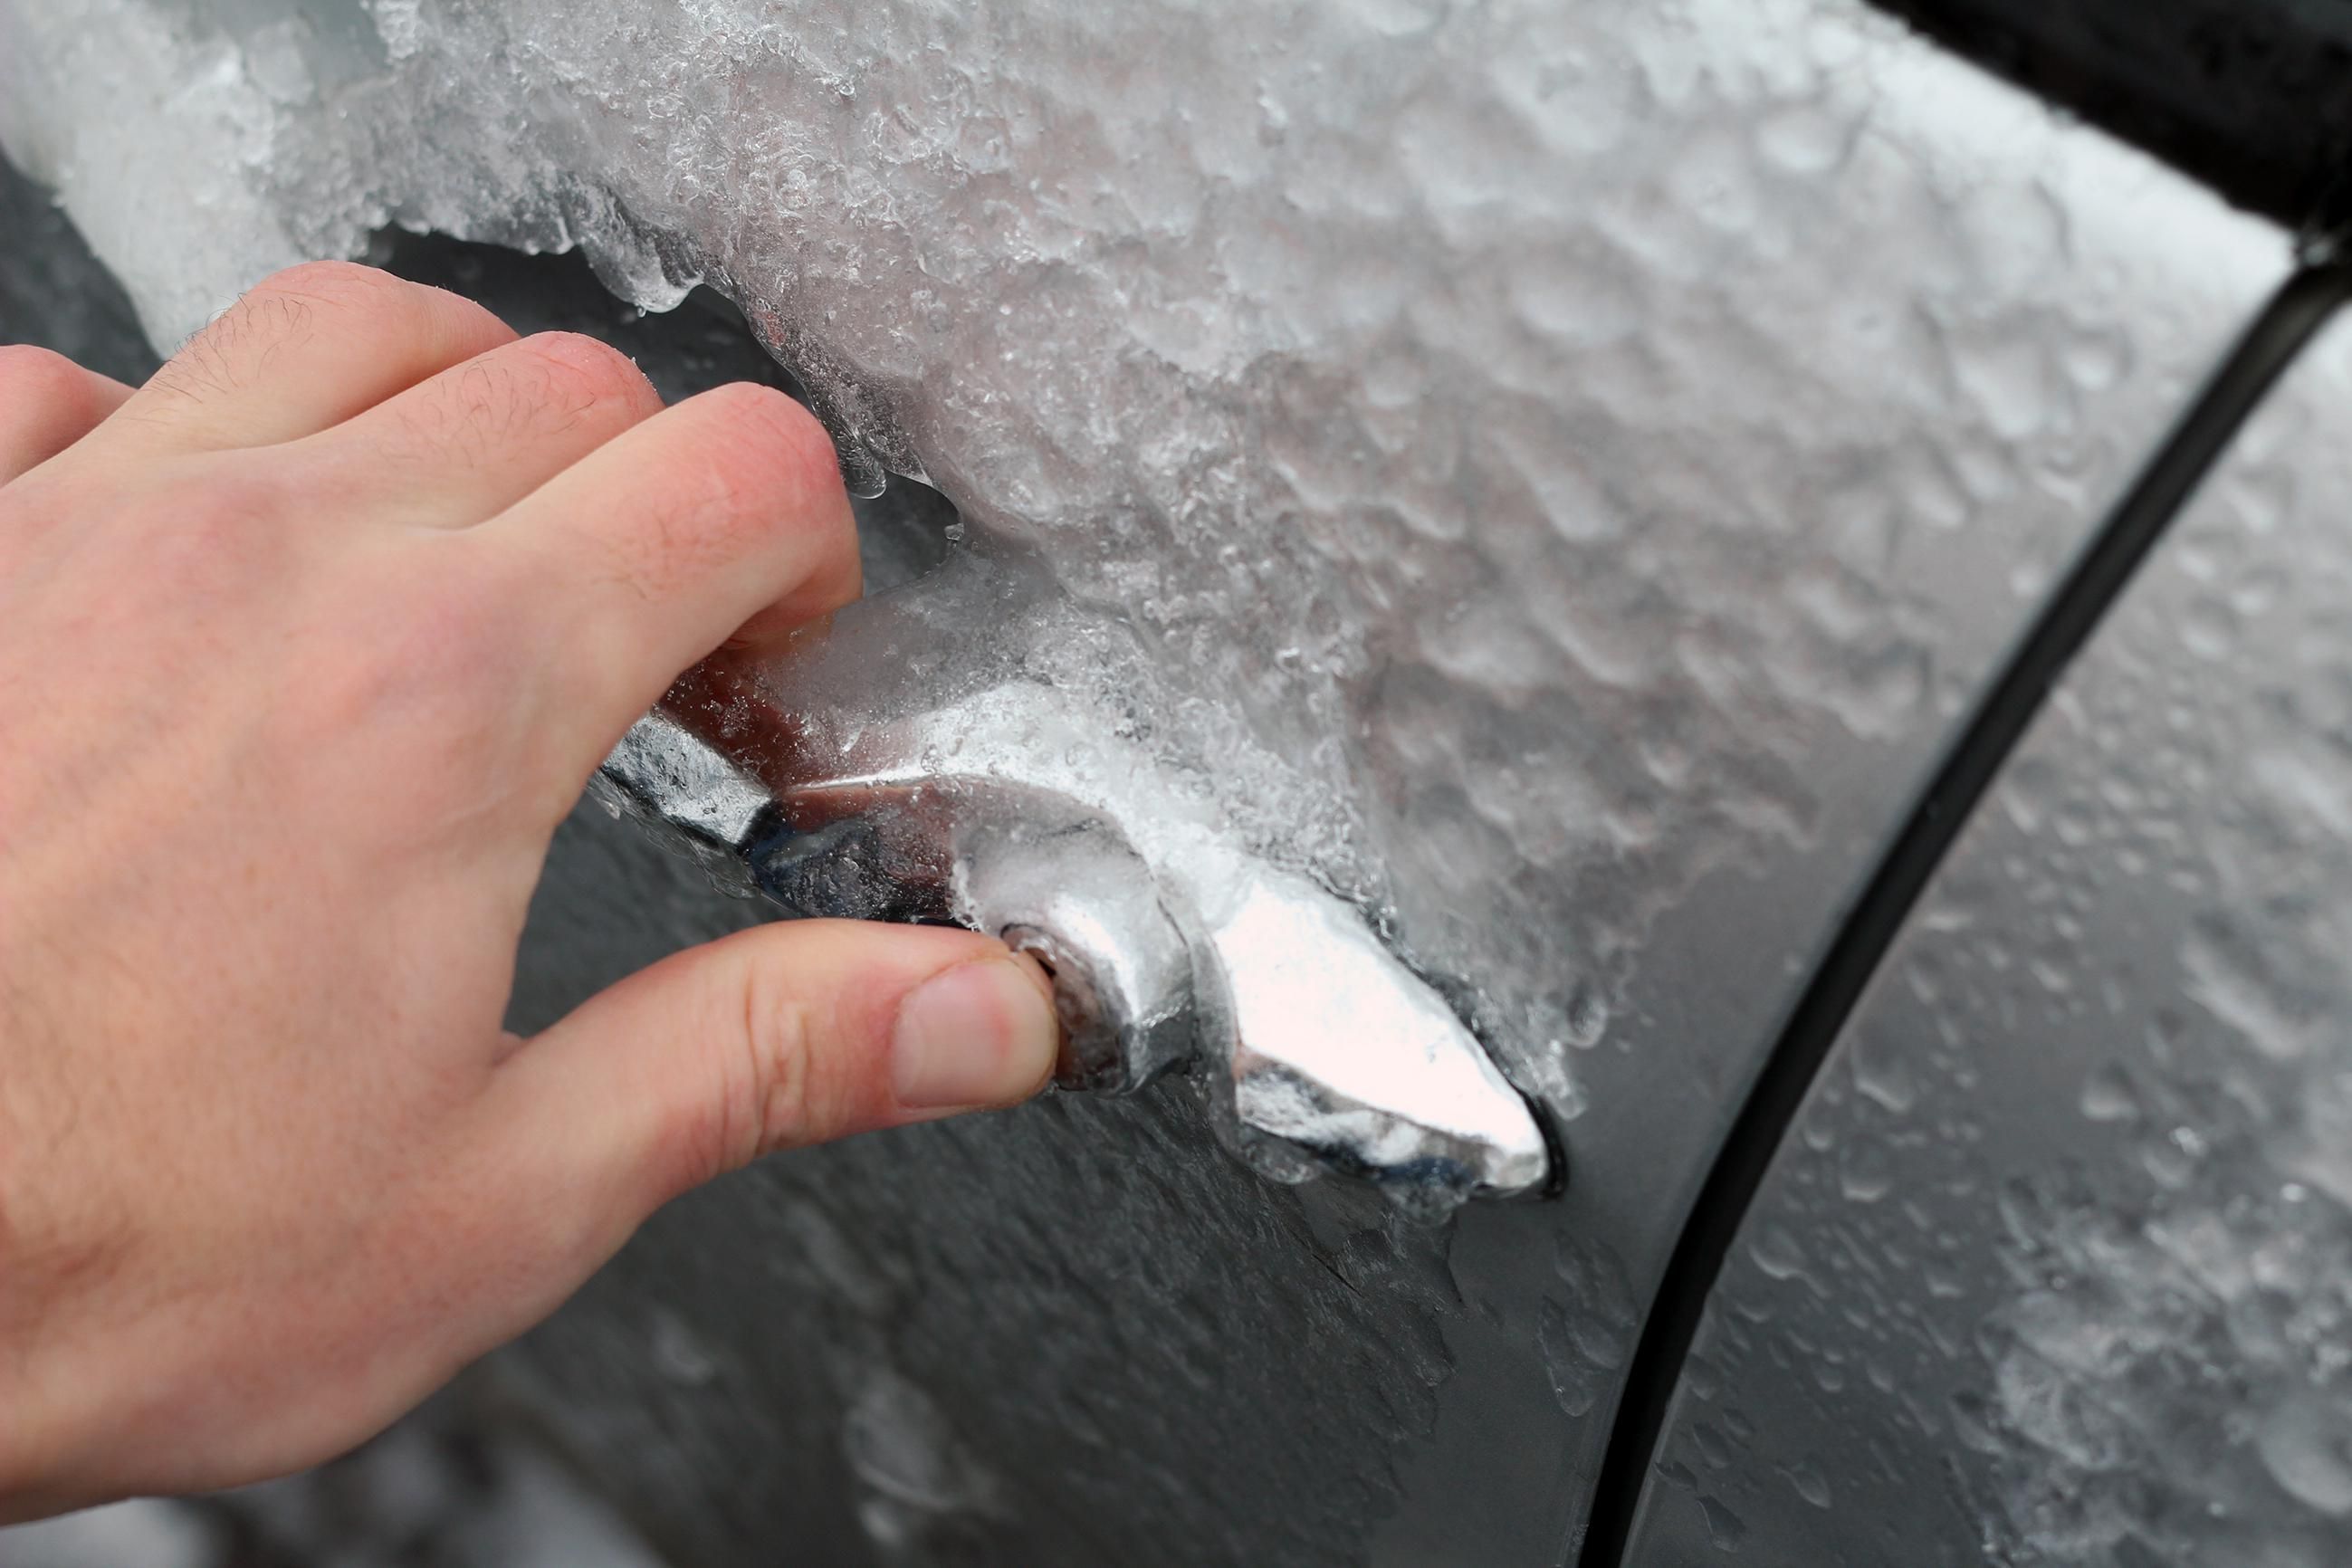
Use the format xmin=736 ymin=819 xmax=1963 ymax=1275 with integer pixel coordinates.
xmin=1623 ymin=321 xmax=2352 ymax=1564
xmin=0 ymin=0 xmax=2284 ymax=1102
xmin=1 ymin=0 xmax=2300 ymax=1560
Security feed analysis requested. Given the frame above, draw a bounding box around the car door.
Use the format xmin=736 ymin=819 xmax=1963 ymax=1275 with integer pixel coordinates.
xmin=0 ymin=0 xmax=2320 ymax=1562
xmin=1614 ymin=294 xmax=2352 ymax=1568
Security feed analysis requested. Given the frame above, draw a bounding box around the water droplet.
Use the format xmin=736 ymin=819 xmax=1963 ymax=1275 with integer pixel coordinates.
xmin=2079 ymin=1062 xmax=2141 ymax=1123
xmin=1850 ymin=1028 xmax=1919 ymax=1114
xmin=1536 ymin=1297 xmax=1601 ymax=1416
xmin=2258 ymin=1394 xmax=2352 ymax=1515
xmin=835 ymin=438 xmax=888 ymax=501
xmin=844 ymin=1370 xmax=994 ymax=1515
xmin=1691 ymin=1420 xmax=1734 ymax=1469
xmin=1838 ymin=1137 xmax=1894 ymax=1203
xmin=1698 ymin=1494 xmax=1748 ymax=1552
xmin=649 ymin=1309 xmax=719 ymax=1387
xmin=1750 ymin=1222 xmax=1809 ymax=1282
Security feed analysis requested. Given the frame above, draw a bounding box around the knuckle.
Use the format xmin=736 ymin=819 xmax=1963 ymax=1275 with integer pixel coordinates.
xmin=737 ymin=956 xmax=820 ymax=1159
xmin=208 ymin=272 xmax=330 ymax=353
xmin=384 ymin=366 xmax=494 ymax=461
xmin=668 ymin=948 xmax=829 ymax=1189
xmin=240 ymin=262 xmax=496 ymax=362
xmin=146 ymin=266 xmax=382 ymax=401
xmin=247 ymin=258 xmax=408 ymax=316
xmin=389 ymin=336 xmax=657 ymax=467
xmin=520 ymin=332 xmax=660 ymax=418
xmin=396 ymin=362 xmax=538 ymax=463
xmin=146 ymin=329 xmax=251 ymax=405
xmin=0 ymin=344 xmax=92 ymax=413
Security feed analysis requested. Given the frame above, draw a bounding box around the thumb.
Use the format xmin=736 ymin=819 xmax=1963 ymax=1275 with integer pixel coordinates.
xmin=480 ymin=920 xmax=1060 ymax=1257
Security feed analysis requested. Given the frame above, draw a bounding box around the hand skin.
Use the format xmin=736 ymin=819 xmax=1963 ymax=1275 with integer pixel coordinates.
xmin=0 ymin=262 xmax=1060 ymax=1520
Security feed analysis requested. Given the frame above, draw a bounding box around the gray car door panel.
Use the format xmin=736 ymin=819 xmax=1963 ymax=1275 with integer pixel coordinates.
xmin=1621 ymin=308 xmax=2352 ymax=1567
xmin=0 ymin=0 xmax=2322 ymax=1560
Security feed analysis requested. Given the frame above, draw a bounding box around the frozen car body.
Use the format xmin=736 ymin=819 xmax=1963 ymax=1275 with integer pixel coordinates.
xmin=3 ymin=0 xmax=2347 ymax=1562
xmin=1621 ymin=306 xmax=2352 ymax=1566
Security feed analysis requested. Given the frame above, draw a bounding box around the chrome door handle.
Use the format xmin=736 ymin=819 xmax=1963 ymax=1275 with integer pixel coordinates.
xmin=598 ymin=552 xmax=1556 ymax=1210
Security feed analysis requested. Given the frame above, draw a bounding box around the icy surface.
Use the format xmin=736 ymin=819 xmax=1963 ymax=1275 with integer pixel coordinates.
xmin=0 ymin=0 xmax=2282 ymax=1087
xmin=0 ymin=0 xmax=2298 ymax=1560
xmin=1624 ymin=320 xmax=2352 ymax=1565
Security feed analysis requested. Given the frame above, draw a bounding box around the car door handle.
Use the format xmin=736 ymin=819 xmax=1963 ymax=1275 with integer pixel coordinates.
xmin=598 ymin=550 xmax=1556 ymax=1211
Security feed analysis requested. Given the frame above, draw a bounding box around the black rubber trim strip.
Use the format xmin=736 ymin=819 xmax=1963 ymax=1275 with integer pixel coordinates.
xmin=1578 ymin=256 xmax=2352 ymax=1568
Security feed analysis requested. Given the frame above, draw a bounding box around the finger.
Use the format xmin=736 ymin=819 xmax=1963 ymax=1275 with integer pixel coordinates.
xmin=475 ymin=922 xmax=1057 ymax=1265
xmin=279 ymin=331 xmax=663 ymax=529
xmin=479 ymin=381 xmax=861 ymax=748
xmin=0 ymin=345 xmax=134 ymax=482
xmin=109 ymin=262 xmax=516 ymax=454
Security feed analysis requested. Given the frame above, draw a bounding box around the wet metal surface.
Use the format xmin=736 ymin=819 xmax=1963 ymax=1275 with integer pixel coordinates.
xmin=601 ymin=559 xmax=1554 ymax=1208
xmin=1621 ymin=311 xmax=2352 ymax=1566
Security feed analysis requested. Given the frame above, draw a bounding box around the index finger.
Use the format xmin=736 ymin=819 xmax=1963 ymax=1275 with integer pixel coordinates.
xmin=476 ymin=381 xmax=863 ymax=773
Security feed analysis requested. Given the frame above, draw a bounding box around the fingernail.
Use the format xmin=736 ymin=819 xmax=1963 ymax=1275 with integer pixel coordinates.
xmin=890 ymin=958 xmax=1060 ymax=1111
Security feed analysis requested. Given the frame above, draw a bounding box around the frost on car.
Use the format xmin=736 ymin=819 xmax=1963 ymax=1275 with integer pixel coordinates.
xmin=2 ymin=0 xmax=2345 ymax=1563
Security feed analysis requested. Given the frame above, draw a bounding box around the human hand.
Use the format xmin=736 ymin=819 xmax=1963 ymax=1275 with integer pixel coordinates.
xmin=0 ymin=263 xmax=1059 ymax=1517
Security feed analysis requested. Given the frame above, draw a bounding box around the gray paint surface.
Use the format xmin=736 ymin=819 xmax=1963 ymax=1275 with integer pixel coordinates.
xmin=1622 ymin=318 xmax=2352 ymax=1565
xmin=0 ymin=2 xmax=2305 ymax=1562
xmin=459 ymin=11 xmax=2290 ymax=1558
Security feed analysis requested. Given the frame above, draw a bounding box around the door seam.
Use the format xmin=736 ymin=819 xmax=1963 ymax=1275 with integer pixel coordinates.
xmin=1575 ymin=254 xmax=2352 ymax=1568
